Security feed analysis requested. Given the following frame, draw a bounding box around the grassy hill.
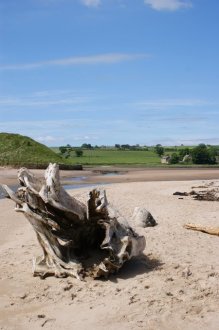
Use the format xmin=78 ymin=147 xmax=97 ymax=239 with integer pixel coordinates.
xmin=0 ymin=133 xmax=74 ymax=168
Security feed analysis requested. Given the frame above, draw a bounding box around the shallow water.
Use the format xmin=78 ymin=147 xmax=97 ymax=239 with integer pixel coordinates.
xmin=66 ymin=176 xmax=88 ymax=182
xmin=102 ymin=172 xmax=120 ymax=177
xmin=63 ymin=183 xmax=104 ymax=190
xmin=0 ymin=184 xmax=19 ymax=200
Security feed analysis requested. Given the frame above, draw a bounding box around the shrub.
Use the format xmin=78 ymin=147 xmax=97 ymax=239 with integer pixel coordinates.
xmin=169 ymin=153 xmax=180 ymax=164
xmin=155 ymin=144 xmax=164 ymax=157
xmin=191 ymin=144 xmax=216 ymax=164
xmin=75 ymin=149 xmax=83 ymax=157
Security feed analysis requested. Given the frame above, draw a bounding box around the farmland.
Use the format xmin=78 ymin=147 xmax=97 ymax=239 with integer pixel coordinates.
xmin=1 ymin=133 xmax=218 ymax=167
xmin=51 ymin=147 xmax=161 ymax=166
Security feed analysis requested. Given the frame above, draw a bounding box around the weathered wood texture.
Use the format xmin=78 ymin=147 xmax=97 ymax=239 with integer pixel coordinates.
xmin=184 ymin=224 xmax=219 ymax=236
xmin=2 ymin=163 xmax=146 ymax=279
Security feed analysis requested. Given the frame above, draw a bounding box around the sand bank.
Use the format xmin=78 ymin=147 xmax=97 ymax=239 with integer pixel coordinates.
xmin=1 ymin=166 xmax=219 ymax=186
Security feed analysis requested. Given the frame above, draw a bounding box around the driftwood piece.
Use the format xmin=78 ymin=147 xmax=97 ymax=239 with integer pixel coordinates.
xmin=184 ymin=224 xmax=219 ymax=236
xmin=191 ymin=190 xmax=219 ymax=201
xmin=2 ymin=163 xmax=146 ymax=279
xmin=173 ymin=182 xmax=219 ymax=202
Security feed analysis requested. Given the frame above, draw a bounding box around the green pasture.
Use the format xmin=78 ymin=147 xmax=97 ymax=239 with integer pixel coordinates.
xmin=59 ymin=149 xmax=161 ymax=165
xmin=1 ymin=133 xmax=218 ymax=168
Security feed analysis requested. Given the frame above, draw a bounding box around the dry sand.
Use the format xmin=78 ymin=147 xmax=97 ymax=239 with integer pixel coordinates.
xmin=0 ymin=174 xmax=219 ymax=329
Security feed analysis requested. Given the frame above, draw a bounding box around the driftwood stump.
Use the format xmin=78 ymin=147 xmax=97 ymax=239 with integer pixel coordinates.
xmin=2 ymin=163 xmax=146 ymax=279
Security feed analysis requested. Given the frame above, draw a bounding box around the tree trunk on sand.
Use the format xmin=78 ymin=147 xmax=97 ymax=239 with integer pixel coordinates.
xmin=2 ymin=163 xmax=146 ymax=279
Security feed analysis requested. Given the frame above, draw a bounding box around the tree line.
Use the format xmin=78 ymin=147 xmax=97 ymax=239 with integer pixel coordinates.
xmin=58 ymin=143 xmax=219 ymax=165
xmin=155 ymin=144 xmax=219 ymax=165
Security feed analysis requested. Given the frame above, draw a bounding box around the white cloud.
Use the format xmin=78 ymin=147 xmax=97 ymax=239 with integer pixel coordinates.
xmin=80 ymin=0 xmax=101 ymax=7
xmin=36 ymin=135 xmax=57 ymax=143
xmin=73 ymin=134 xmax=99 ymax=141
xmin=144 ymin=0 xmax=192 ymax=11
xmin=0 ymin=53 xmax=148 ymax=71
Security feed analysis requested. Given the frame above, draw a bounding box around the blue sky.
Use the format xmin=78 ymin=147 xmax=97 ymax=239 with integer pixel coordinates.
xmin=1 ymin=0 xmax=219 ymax=146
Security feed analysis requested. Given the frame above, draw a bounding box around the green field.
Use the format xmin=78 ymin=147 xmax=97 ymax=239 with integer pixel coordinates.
xmin=52 ymin=146 xmax=219 ymax=167
xmin=50 ymin=148 xmax=162 ymax=166
xmin=1 ymin=133 xmax=218 ymax=168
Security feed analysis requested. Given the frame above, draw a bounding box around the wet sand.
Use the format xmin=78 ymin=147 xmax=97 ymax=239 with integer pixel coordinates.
xmin=1 ymin=166 xmax=219 ymax=187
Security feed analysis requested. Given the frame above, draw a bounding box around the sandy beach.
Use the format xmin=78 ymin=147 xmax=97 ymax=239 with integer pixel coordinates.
xmin=0 ymin=170 xmax=219 ymax=329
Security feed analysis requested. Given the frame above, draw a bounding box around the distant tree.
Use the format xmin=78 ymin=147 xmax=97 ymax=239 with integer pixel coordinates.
xmin=130 ymin=145 xmax=136 ymax=150
xmin=155 ymin=144 xmax=164 ymax=157
xmin=81 ymin=143 xmax=92 ymax=149
xmin=192 ymin=144 xmax=216 ymax=164
xmin=115 ymin=144 xmax=121 ymax=149
xmin=169 ymin=153 xmax=180 ymax=164
xmin=75 ymin=149 xmax=83 ymax=157
xmin=64 ymin=152 xmax=70 ymax=159
xmin=121 ymin=144 xmax=130 ymax=150
xmin=208 ymin=146 xmax=219 ymax=158
xmin=59 ymin=146 xmax=67 ymax=154
xmin=59 ymin=145 xmax=72 ymax=158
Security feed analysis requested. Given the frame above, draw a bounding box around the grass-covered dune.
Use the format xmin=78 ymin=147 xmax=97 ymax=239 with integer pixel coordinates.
xmin=0 ymin=133 xmax=78 ymax=169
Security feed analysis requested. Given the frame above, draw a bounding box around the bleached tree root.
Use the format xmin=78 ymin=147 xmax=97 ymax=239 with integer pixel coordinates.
xmin=2 ymin=163 xmax=146 ymax=279
xmin=184 ymin=223 xmax=219 ymax=236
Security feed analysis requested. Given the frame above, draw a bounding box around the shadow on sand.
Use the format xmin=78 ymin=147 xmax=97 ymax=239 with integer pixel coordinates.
xmin=108 ymin=254 xmax=163 ymax=283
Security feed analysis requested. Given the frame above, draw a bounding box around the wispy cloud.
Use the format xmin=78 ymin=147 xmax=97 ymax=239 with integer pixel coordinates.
xmin=0 ymin=53 xmax=149 ymax=71
xmin=0 ymin=118 xmax=102 ymax=145
xmin=134 ymin=98 xmax=213 ymax=110
xmin=0 ymin=97 xmax=89 ymax=107
xmin=80 ymin=0 xmax=101 ymax=7
xmin=0 ymin=90 xmax=92 ymax=108
xmin=36 ymin=133 xmax=99 ymax=145
xmin=144 ymin=0 xmax=192 ymax=11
